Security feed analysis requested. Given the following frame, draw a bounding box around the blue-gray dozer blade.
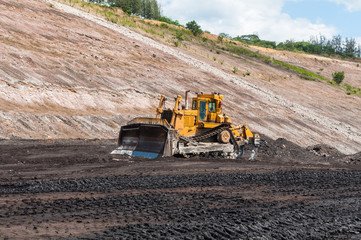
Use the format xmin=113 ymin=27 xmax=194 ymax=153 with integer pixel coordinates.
xmin=113 ymin=123 xmax=168 ymax=159
xmin=132 ymin=151 xmax=159 ymax=159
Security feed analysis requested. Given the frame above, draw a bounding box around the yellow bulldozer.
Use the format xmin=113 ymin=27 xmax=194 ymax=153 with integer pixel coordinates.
xmin=111 ymin=91 xmax=260 ymax=159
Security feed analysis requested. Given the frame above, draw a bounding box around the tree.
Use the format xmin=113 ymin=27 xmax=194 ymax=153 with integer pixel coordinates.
xmin=150 ymin=0 xmax=160 ymax=20
xmin=159 ymin=16 xmax=181 ymax=26
xmin=219 ymin=33 xmax=232 ymax=39
xmin=344 ymin=37 xmax=357 ymax=57
xmin=119 ymin=0 xmax=131 ymax=12
xmin=186 ymin=20 xmax=202 ymax=36
xmin=332 ymin=71 xmax=345 ymax=84
xmin=131 ymin=0 xmax=141 ymax=15
xmin=240 ymin=34 xmax=260 ymax=42
xmin=143 ymin=0 xmax=152 ymax=19
xmin=88 ymin=0 xmax=104 ymax=3
xmin=357 ymin=44 xmax=361 ymax=57
xmin=107 ymin=0 xmax=161 ymax=19
xmin=324 ymin=40 xmax=335 ymax=55
xmin=331 ymin=35 xmax=343 ymax=54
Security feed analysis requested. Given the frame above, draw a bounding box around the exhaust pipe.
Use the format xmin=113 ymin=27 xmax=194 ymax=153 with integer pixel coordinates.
xmin=185 ymin=90 xmax=190 ymax=110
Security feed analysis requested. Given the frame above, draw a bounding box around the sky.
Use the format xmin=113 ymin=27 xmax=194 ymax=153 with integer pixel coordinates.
xmin=158 ymin=0 xmax=361 ymax=44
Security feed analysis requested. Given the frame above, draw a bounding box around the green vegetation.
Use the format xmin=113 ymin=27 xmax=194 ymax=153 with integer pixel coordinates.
xmin=159 ymin=16 xmax=182 ymax=27
xmin=186 ymin=20 xmax=203 ymax=36
xmin=233 ymin=34 xmax=276 ymax=49
xmin=174 ymin=31 xmax=184 ymax=41
xmin=232 ymin=67 xmax=238 ymax=74
xmin=224 ymin=42 xmax=271 ymax=63
xmin=332 ymin=71 xmax=345 ymax=84
xmin=233 ymin=34 xmax=361 ymax=58
xmin=342 ymin=84 xmax=361 ymax=95
xmin=272 ymin=59 xmax=328 ymax=82
xmin=219 ymin=33 xmax=231 ymax=39
xmin=87 ymin=0 xmax=160 ymax=20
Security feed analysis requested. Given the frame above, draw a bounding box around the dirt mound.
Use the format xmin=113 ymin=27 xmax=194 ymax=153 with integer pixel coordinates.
xmin=307 ymin=144 xmax=344 ymax=158
xmin=254 ymin=137 xmax=324 ymax=163
xmin=337 ymin=152 xmax=361 ymax=165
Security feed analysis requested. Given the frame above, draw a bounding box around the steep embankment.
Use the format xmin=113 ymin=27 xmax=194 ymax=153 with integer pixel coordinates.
xmin=1 ymin=0 xmax=361 ymax=154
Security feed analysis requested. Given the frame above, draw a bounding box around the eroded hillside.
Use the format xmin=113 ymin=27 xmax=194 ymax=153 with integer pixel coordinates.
xmin=1 ymin=0 xmax=361 ymax=154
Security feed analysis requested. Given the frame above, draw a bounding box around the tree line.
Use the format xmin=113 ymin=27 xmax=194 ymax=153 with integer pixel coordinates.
xmin=88 ymin=0 xmax=161 ymax=20
xmin=87 ymin=0 xmax=200 ymax=30
xmin=233 ymin=34 xmax=361 ymax=58
xmin=86 ymin=1 xmax=360 ymax=59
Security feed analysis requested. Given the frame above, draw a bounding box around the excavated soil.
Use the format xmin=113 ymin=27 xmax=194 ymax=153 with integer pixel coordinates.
xmin=1 ymin=139 xmax=361 ymax=239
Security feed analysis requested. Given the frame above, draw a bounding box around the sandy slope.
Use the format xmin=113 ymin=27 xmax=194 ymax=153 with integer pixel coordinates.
xmin=0 ymin=0 xmax=361 ymax=154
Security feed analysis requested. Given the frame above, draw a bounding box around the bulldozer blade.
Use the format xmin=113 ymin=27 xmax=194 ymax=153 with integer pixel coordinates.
xmin=111 ymin=124 xmax=169 ymax=159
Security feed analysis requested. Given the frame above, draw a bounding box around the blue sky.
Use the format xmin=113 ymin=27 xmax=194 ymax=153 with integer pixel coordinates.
xmin=284 ymin=0 xmax=361 ymax=39
xmin=159 ymin=0 xmax=361 ymax=44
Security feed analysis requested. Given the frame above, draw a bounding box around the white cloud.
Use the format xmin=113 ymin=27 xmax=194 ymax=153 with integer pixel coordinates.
xmin=328 ymin=0 xmax=361 ymax=12
xmin=159 ymin=0 xmax=338 ymax=42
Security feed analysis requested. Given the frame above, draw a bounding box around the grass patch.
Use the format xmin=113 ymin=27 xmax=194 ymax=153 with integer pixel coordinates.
xmin=223 ymin=43 xmax=271 ymax=63
xmin=273 ymin=59 xmax=361 ymax=96
xmin=341 ymin=84 xmax=361 ymax=96
xmin=142 ymin=27 xmax=158 ymax=36
xmin=272 ymin=59 xmax=329 ymax=82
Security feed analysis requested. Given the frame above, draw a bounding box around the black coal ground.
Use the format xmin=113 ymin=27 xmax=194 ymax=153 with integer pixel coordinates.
xmin=1 ymin=138 xmax=361 ymax=239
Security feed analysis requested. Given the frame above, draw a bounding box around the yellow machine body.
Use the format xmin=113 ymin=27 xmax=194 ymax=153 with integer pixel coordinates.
xmin=112 ymin=92 xmax=260 ymax=159
xmin=156 ymin=93 xmax=256 ymax=144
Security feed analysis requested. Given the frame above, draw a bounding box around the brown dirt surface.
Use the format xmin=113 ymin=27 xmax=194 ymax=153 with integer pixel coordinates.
xmin=0 ymin=0 xmax=361 ymax=155
xmin=1 ymin=139 xmax=361 ymax=239
xmin=1 ymin=2 xmax=361 ymax=238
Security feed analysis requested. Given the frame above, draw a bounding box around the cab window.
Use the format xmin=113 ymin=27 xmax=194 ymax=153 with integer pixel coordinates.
xmin=209 ymin=102 xmax=216 ymax=113
xmin=199 ymin=101 xmax=207 ymax=121
xmin=192 ymin=100 xmax=197 ymax=110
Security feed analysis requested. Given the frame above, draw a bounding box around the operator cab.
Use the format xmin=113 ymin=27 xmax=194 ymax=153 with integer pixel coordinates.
xmin=192 ymin=93 xmax=223 ymax=123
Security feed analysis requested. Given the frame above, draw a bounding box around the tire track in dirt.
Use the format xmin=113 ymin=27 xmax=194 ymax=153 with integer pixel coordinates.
xmin=1 ymin=140 xmax=361 ymax=239
xmin=1 ymin=170 xmax=361 ymax=239
xmin=2 ymin=170 xmax=361 ymax=195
